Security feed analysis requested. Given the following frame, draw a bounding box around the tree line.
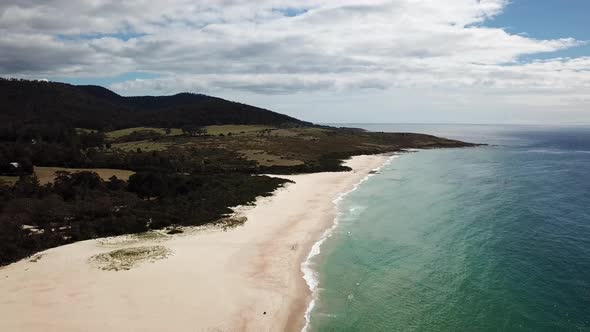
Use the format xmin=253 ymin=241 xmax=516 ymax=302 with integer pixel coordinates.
xmin=0 ymin=170 xmax=289 ymax=265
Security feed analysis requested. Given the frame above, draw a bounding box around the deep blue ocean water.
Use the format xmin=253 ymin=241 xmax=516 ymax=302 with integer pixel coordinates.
xmin=308 ymin=125 xmax=590 ymax=332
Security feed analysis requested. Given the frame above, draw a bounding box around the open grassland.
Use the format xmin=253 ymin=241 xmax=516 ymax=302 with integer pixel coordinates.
xmin=0 ymin=175 xmax=18 ymax=186
xmin=204 ymin=125 xmax=275 ymax=136
xmin=34 ymin=167 xmax=135 ymax=184
xmin=272 ymin=127 xmax=328 ymax=138
xmin=239 ymin=149 xmax=304 ymax=167
xmin=104 ymin=125 xmax=328 ymax=141
xmin=111 ymin=140 xmax=172 ymax=152
xmin=158 ymin=126 xmax=469 ymax=170
xmin=106 ymin=127 xmax=183 ymax=139
xmin=205 ymin=125 xmax=327 ymax=139
xmin=80 ymin=125 xmax=472 ymax=171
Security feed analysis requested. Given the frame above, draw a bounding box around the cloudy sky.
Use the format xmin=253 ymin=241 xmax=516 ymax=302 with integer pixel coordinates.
xmin=1 ymin=0 xmax=589 ymax=124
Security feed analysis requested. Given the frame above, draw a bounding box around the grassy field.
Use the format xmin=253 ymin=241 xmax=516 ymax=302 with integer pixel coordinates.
xmin=239 ymin=149 xmax=304 ymax=167
xmin=95 ymin=125 xmax=471 ymax=174
xmin=111 ymin=140 xmax=172 ymax=152
xmin=272 ymin=127 xmax=327 ymax=137
xmin=99 ymin=125 xmax=324 ymax=140
xmin=34 ymin=167 xmax=135 ymax=185
xmin=171 ymin=126 xmax=461 ymax=170
xmin=0 ymin=176 xmax=18 ymax=186
xmin=205 ymin=125 xmax=275 ymax=136
xmin=106 ymin=125 xmax=275 ymax=140
xmin=76 ymin=128 xmax=98 ymax=134
xmin=105 ymin=127 xmax=183 ymax=140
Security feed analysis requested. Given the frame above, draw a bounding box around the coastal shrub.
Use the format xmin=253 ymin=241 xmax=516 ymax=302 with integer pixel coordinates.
xmin=0 ymin=170 xmax=290 ymax=266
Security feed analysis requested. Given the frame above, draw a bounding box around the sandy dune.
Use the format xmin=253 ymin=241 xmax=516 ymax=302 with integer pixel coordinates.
xmin=0 ymin=155 xmax=388 ymax=332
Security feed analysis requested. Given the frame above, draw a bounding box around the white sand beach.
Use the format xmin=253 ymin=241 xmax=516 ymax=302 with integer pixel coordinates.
xmin=0 ymin=155 xmax=388 ymax=332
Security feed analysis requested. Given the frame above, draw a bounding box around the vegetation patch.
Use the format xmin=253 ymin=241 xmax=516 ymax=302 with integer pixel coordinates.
xmin=166 ymin=228 xmax=183 ymax=235
xmin=205 ymin=125 xmax=275 ymax=136
xmin=0 ymin=170 xmax=289 ymax=266
xmin=0 ymin=176 xmax=18 ymax=186
xmin=97 ymin=231 xmax=168 ymax=247
xmin=240 ymin=149 xmax=304 ymax=167
xmin=111 ymin=140 xmax=172 ymax=152
xmin=89 ymin=245 xmax=172 ymax=271
xmin=217 ymin=216 xmax=248 ymax=231
xmin=106 ymin=127 xmax=182 ymax=140
xmin=34 ymin=167 xmax=135 ymax=185
xmin=29 ymin=253 xmax=45 ymax=263
xmin=272 ymin=127 xmax=327 ymax=138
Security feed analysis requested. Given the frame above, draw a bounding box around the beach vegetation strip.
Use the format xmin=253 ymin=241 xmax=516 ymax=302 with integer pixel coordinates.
xmin=0 ymin=171 xmax=290 ymax=266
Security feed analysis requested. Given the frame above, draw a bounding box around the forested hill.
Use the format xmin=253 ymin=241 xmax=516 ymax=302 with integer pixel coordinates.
xmin=0 ymin=78 xmax=310 ymax=130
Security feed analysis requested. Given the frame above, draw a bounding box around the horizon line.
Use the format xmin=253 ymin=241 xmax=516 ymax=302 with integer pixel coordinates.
xmin=322 ymin=123 xmax=590 ymax=127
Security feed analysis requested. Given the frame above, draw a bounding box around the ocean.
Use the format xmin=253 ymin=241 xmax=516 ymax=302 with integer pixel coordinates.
xmin=306 ymin=124 xmax=590 ymax=332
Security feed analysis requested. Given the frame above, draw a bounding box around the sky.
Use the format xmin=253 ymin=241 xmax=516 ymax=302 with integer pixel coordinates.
xmin=1 ymin=0 xmax=589 ymax=124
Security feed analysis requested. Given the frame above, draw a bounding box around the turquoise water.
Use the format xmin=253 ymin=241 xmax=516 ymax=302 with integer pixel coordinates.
xmin=308 ymin=125 xmax=590 ymax=332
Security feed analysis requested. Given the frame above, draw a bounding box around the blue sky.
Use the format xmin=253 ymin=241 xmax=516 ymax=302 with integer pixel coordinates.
xmin=488 ymin=0 xmax=589 ymax=40
xmin=487 ymin=0 xmax=590 ymax=60
xmin=273 ymin=7 xmax=309 ymax=17
xmin=1 ymin=0 xmax=589 ymax=124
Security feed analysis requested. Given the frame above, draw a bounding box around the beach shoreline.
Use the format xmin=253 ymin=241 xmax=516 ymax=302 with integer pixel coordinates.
xmin=0 ymin=154 xmax=390 ymax=332
xmin=299 ymin=153 xmax=397 ymax=332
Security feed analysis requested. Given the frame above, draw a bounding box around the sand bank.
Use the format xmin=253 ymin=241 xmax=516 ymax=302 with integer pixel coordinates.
xmin=0 ymin=155 xmax=389 ymax=332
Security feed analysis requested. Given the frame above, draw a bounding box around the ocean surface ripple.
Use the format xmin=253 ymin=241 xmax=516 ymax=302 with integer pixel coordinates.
xmin=308 ymin=125 xmax=590 ymax=332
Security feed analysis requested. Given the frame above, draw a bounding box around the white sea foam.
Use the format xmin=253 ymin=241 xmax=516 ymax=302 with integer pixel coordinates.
xmin=348 ymin=206 xmax=367 ymax=215
xmin=300 ymin=154 xmax=398 ymax=332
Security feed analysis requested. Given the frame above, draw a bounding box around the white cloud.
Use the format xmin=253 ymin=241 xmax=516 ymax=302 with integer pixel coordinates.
xmin=0 ymin=0 xmax=589 ymax=123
